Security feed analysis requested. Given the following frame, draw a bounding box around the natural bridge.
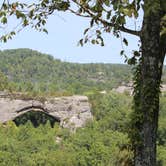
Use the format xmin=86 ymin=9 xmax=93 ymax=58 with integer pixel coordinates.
xmin=0 ymin=93 xmax=92 ymax=130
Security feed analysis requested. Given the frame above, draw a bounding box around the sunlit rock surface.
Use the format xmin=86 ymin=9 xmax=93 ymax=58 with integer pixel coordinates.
xmin=0 ymin=93 xmax=92 ymax=130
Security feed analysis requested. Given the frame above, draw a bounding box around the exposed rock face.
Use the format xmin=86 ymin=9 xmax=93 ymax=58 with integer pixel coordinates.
xmin=0 ymin=95 xmax=92 ymax=130
xmin=112 ymin=83 xmax=166 ymax=95
xmin=112 ymin=85 xmax=133 ymax=95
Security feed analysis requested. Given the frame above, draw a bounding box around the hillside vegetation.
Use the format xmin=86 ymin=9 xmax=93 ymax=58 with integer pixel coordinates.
xmin=0 ymin=49 xmax=166 ymax=165
xmin=0 ymin=48 xmax=132 ymax=94
xmin=0 ymin=92 xmax=166 ymax=165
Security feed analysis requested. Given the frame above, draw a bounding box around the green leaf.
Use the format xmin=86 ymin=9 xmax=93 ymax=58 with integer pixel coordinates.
xmin=16 ymin=10 xmax=25 ymax=19
xmin=96 ymin=30 xmax=101 ymax=35
xmin=0 ymin=11 xmax=6 ymax=17
xmin=91 ymin=40 xmax=96 ymax=44
xmin=104 ymin=0 xmax=110 ymax=7
xmin=90 ymin=19 xmax=94 ymax=27
xmin=123 ymin=8 xmax=132 ymax=17
xmin=1 ymin=17 xmax=7 ymax=24
xmin=79 ymin=39 xmax=83 ymax=46
xmin=2 ymin=3 xmax=8 ymax=10
xmin=1 ymin=36 xmax=7 ymax=43
xmin=42 ymin=20 xmax=46 ymax=25
xmin=101 ymin=41 xmax=104 ymax=46
xmin=43 ymin=28 xmax=48 ymax=34
xmin=120 ymin=50 xmax=124 ymax=56
xmin=23 ymin=19 xmax=29 ymax=26
xmin=106 ymin=11 xmax=112 ymax=20
xmin=123 ymin=38 xmax=128 ymax=46
xmin=29 ymin=9 xmax=34 ymax=18
xmin=84 ymin=28 xmax=89 ymax=35
xmin=133 ymin=51 xmax=140 ymax=57
xmin=113 ymin=3 xmax=118 ymax=10
xmin=10 ymin=31 xmax=16 ymax=36
xmin=127 ymin=57 xmax=136 ymax=65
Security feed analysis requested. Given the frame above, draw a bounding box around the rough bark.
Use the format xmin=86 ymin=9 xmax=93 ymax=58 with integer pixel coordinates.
xmin=133 ymin=1 xmax=166 ymax=165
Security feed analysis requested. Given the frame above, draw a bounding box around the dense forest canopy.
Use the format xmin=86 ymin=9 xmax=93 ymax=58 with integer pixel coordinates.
xmin=0 ymin=92 xmax=166 ymax=165
xmin=0 ymin=48 xmax=132 ymax=94
xmin=1 ymin=48 xmax=166 ymax=96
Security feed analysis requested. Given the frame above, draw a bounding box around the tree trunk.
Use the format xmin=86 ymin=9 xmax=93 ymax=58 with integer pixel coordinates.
xmin=133 ymin=1 xmax=165 ymax=165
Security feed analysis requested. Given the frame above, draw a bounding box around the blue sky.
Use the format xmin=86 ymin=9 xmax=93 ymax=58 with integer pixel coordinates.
xmin=1 ymin=11 xmax=140 ymax=63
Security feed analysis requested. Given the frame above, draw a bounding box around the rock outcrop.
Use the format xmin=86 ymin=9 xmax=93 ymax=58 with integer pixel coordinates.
xmin=0 ymin=94 xmax=92 ymax=130
xmin=112 ymin=83 xmax=166 ymax=95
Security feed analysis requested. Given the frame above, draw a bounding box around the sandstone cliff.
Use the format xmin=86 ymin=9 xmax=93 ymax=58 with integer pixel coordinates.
xmin=0 ymin=93 xmax=92 ymax=130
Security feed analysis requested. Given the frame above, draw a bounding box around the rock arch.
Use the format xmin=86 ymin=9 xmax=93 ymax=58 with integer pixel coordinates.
xmin=13 ymin=109 xmax=60 ymax=127
xmin=16 ymin=105 xmax=49 ymax=113
xmin=0 ymin=95 xmax=92 ymax=129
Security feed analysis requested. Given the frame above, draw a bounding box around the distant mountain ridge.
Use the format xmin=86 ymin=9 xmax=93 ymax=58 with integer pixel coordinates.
xmin=1 ymin=48 xmax=165 ymax=94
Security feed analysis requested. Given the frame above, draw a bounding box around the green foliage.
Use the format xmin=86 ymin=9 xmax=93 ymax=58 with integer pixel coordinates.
xmin=0 ymin=92 xmax=133 ymax=166
xmin=75 ymin=0 xmax=141 ymax=47
xmin=0 ymin=0 xmax=70 ymax=42
xmin=89 ymin=92 xmax=132 ymax=132
xmin=13 ymin=111 xmax=60 ymax=128
xmin=2 ymin=48 xmax=166 ymax=97
xmin=0 ymin=48 xmax=132 ymax=95
xmin=0 ymin=71 xmax=9 ymax=91
xmin=65 ymin=127 xmax=132 ymax=166
xmin=157 ymin=146 xmax=166 ymax=166
xmin=0 ymin=0 xmax=165 ymax=165
xmin=158 ymin=97 xmax=166 ymax=146
xmin=0 ymin=91 xmax=165 ymax=165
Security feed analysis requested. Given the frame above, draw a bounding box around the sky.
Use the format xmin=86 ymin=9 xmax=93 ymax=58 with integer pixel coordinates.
xmin=0 ymin=11 xmax=140 ymax=64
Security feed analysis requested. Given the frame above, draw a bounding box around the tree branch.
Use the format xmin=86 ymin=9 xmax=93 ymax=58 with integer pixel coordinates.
xmin=71 ymin=0 xmax=141 ymax=37
xmin=68 ymin=8 xmax=90 ymax=18
xmin=97 ymin=18 xmax=141 ymax=37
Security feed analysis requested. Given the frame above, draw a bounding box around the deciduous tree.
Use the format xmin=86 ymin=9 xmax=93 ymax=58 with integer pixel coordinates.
xmin=0 ymin=0 xmax=166 ymax=165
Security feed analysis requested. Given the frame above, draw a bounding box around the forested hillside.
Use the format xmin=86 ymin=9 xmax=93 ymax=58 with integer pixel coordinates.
xmin=0 ymin=48 xmax=132 ymax=94
xmin=0 ymin=49 xmax=166 ymax=165
xmin=1 ymin=48 xmax=166 ymax=95
xmin=0 ymin=92 xmax=166 ymax=165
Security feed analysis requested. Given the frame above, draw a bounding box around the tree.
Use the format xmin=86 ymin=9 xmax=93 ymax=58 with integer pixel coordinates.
xmin=0 ymin=71 xmax=9 ymax=90
xmin=0 ymin=0 xmax=166 ymax=165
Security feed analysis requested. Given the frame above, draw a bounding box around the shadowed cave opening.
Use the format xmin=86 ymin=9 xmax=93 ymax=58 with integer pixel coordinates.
xmin=13 ymin=110 xmax=60 ymax=127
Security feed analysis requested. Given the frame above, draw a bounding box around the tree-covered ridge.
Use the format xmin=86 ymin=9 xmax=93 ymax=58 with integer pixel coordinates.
xmin=0 ymin=48 xmax=132 ymax=94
